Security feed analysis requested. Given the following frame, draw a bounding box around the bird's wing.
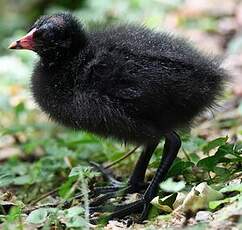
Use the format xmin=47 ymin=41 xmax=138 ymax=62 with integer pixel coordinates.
xmin=83 ymin=48 xmax=193 ymax=121
xmin=83 ymin=50 xmax=159 ymax=99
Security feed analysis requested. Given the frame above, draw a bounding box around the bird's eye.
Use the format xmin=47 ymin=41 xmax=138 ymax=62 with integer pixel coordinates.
xmin=34 ymin=28 xmax=55 ymax=41
xmin=40 ymin=29 xmax=51 ymax=40
xmin=33 ymin=29 xmax=43 ymax=39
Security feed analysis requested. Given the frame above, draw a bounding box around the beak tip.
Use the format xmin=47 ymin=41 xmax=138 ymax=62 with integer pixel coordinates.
xmin=8 ymin=28 xmax=36 ymax=51
xmin=8 ymin=41 xmax=17 ymax=49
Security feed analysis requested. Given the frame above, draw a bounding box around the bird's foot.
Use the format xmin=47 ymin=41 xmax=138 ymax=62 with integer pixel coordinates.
xmin=88 ymin=161 xmax=150 ymax=224
xmin=90 ymin=181 xmax=148 ymax=205
xmin=89 ymin=160 xmax=147 ymax=200
xmin=89 ymin=196 xmax=150 ymax=225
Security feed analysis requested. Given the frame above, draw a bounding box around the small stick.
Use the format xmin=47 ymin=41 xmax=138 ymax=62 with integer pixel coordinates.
xmin=30 ymin=188 xmax=59 ymax=206
xmin=104 ymin=146 xmax=140 ymax=169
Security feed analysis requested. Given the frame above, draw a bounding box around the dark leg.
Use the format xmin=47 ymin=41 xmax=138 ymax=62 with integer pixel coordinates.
xmin=90 ymin=142 xmax=159 ymax=206
xmin=90 ymin=131 xmax=181 ymax=223
xmin=128 ymin=142 xmax=159 ymax=189
xmin=90 ymin=142 xmax=158 ymax=196
xmin=140 ymin=131 xmax=181 ymax=219
xmin=143 ymin=132 xmax=181 ymax=201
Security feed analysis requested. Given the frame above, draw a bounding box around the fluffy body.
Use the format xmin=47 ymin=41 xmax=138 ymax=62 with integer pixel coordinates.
xmin=31 ymin=13 xmax=226 ymax=145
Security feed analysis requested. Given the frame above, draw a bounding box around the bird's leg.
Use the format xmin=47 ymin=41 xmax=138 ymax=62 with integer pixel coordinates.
xmin=89 ymin=142 xmax=159 ymax=206
xmin=128 ymin=142 xmax=159 ymax=191
xmin=90 ymin=131 xmax=181 ymax=223
xmin=139 ymin=131 xmax=181 ymax=220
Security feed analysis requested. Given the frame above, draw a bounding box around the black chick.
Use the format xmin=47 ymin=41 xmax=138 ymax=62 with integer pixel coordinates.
xmin=9 ymin=12 xmax=226 ymax=222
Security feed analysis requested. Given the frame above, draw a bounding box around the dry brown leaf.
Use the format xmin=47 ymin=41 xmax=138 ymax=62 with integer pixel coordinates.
xmin=0 ymin=146 xmax=22 ymax=161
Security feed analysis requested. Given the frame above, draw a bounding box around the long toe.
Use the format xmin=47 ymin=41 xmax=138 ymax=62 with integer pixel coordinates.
xmin=90 ymin=191 xmax=122 ymax=207
xmin=90 ymin=184 xmax=127 ymax=197
xmin=90 ymin=198 xmax=143 ymax=213
xmin=108 ymin=199 xmax=145 ymax=219
xmin=89 ymin=198 xmax=149 ymax=224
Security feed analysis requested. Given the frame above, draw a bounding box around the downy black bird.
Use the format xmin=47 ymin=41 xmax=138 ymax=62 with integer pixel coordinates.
xmin=9 ymin=12 xmax=226 ymax=222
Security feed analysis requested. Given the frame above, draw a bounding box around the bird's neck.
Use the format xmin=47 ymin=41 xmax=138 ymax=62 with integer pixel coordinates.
xmin=31 ymin=47 xmax=94 ymax=128
xmin=40 ymin=53 xmax=73 ymax=68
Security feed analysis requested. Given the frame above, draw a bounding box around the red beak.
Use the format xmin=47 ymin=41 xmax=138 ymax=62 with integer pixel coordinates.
xmin=8 ymin=28 xmax=37 ymax=51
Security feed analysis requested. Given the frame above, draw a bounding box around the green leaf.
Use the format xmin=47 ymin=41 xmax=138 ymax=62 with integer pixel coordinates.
xmin=26 ymin=208 xmax=48 ymax=224
xmin=59 ymin=177 xmax=76 ymax=198
xmin=151 ymin=193 xmax=178 ymax=213
xmin=59 ymin=205 xmax=86 ymax=228
xmin=209 ymin=194 xmax=240 ymax=210
xmin=182 ymin=136 xmax=206 ymax=153
xmin=13 ymin=175 xmax=32 ymax=185
xmin=197 ymin=156 xmax=218 ymax=172
xmin=6 ymin=206 xmax=22 ymax=222
xmin=213 ymin=167 xmax=231 ymax=180
xmin=65 ymin=206 xmax=84 ymax=218
xmin=202 ymin=137 xmax=228 ymax=153
xmin=69 ymin=166 xmax=99 ymax=179
xmin=189 ymin=152 xmax=201 ymax=164
xmin=209 ymin=198 xmax=229 ymax=210
xmin=160 ymin=178 xmax=186 ymax=193
xmin=197 ymin=144 xmax=234 ymax=172
xmin=220 ymin=183 xmax=242 ymax=193
xmin=14 ymin=102 xmax=25 ymax=117
xmin=66 ymin=216 xmax=87 ymax=228
xmin=167 ymin=160 xmax=194 ymax=177
xmin=0 ymin=174 xmax=14 ymax=187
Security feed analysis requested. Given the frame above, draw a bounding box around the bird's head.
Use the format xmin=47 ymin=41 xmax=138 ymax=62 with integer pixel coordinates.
xmin=9 ymin=12 xmax=86 ymax=62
